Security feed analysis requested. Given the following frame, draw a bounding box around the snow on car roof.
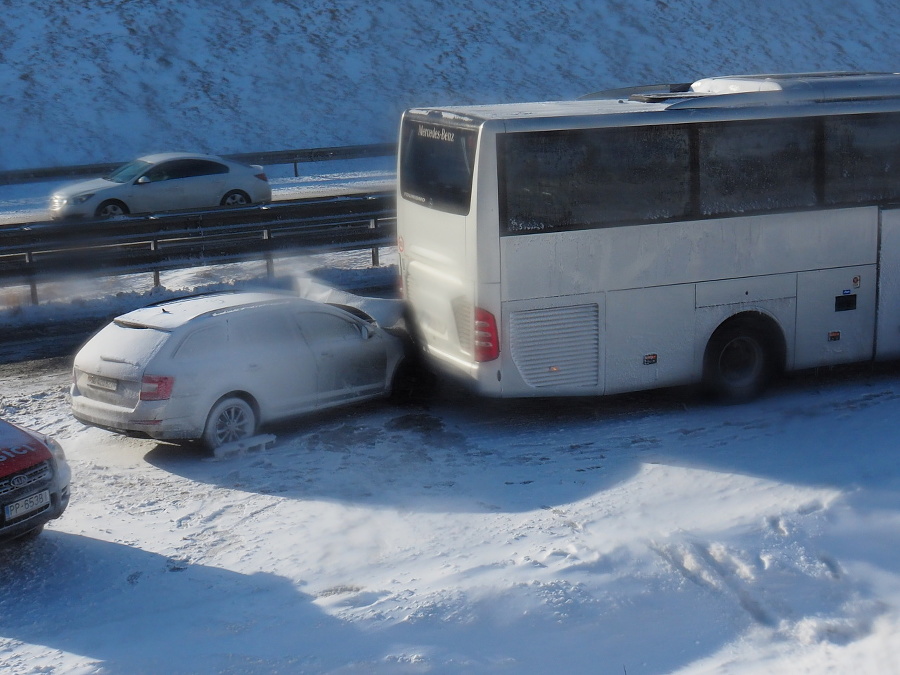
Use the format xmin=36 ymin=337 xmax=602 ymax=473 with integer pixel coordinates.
xmin=136 ymin=151 xmax=225 ymax=164
xmin=113 ymin=292 xmax=315 ymax=331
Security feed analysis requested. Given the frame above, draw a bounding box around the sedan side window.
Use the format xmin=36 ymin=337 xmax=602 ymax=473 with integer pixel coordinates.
xmin=182 ymin=160 xmax=229 ymax=177
xmin=143 ymin=162 xmax=177 ymax=183
xmin=142 ymin=159 xmax=229 ymax=183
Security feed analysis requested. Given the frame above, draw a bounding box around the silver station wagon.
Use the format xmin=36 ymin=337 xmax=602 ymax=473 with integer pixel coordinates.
xmin=70 ymin=292 xmax=406 ymax=449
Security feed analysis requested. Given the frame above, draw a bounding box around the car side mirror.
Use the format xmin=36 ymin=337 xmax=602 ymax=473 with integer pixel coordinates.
xmin=136 ymin=176 xmax=150 ymax=185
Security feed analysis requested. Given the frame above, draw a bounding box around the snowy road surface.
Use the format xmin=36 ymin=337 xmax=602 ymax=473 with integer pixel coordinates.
xmin=0 ymin=351 xmax=898 ymax=674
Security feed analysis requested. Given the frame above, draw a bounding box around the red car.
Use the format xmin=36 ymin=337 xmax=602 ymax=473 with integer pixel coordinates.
xmin=0 ymin=419 xmax=71 ymax=543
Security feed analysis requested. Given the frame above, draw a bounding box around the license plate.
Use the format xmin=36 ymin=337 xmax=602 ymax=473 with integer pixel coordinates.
xmin=4 ymin=490 xmax=50 ymax=521
xmin=88 ymin=374 xmax=118 ymax=391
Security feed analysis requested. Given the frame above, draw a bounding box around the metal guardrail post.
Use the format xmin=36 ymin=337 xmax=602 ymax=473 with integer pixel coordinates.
xmin=370 ymin=218 xmax=380 ymax=266
xmin=26 ymin=253 xmax=38 ymax=305
xmin=151 ymin=239 xmax=161 ymax=287
xmin=263 ymin=228 xmax=275 ymax=277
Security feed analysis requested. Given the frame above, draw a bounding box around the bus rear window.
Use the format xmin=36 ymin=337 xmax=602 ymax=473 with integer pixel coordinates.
xmin=400 ymin=119 xmax=478 ymax=216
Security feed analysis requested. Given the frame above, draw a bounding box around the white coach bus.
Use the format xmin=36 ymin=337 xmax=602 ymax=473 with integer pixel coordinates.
xmin=396 ymin=72 xmax=900 ymax=400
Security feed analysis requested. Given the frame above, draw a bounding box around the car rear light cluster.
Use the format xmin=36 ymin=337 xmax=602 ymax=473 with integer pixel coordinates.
xmin=254 ymin=172 xmax=268 ymax=182
xmin=140 ymin=375 xmax=174 ymax=401
xmin=474 ymin=308 xmax=500 ymax=362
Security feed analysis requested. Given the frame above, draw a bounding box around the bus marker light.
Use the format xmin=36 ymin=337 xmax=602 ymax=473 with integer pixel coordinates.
xmin=644 ymin=354 xmax=658 ymax=365
xmin=828 ymin=331 xmax=841 ymax=342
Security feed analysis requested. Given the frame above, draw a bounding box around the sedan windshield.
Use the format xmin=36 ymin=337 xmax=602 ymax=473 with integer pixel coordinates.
xmin=105 ymin=159 xmax=153 ymax=183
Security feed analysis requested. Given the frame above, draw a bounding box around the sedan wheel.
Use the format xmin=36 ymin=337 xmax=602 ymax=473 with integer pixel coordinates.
xmin=203 ymin=397 xmax=256 ymax=450
xmin=221 ymin=190 xmax=251 ymax=207
xmin=95 ymin=200 xmax=129 ymax=219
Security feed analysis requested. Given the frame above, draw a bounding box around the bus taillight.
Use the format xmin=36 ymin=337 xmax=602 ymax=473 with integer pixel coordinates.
xmin=474 ymin=308 xmax=499 ymax=362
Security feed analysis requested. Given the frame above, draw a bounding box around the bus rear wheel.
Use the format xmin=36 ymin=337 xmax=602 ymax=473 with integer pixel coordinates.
xmin=703 ymin=320 xmax=773 ymax=402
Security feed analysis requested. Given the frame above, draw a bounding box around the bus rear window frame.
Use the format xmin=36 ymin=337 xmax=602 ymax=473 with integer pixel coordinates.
xmin=399 ymin=118 xmax=479 ymax=216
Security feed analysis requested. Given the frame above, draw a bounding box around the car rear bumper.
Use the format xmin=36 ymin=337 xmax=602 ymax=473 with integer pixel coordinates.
xmin=70 ymin=393 xmax=203 ymax=441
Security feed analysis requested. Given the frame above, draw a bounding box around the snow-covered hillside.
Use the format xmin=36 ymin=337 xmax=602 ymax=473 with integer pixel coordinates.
xmin=1 ymin=0 xmax=899 ymax=170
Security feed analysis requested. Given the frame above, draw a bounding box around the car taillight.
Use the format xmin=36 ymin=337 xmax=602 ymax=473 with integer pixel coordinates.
xmin=140 ymin=375 xmax=174 ymax=401
xmin=474 ymin=307 xmax=499 ymax=362
xmin=254 ymin=172 xmax=268 ymax=182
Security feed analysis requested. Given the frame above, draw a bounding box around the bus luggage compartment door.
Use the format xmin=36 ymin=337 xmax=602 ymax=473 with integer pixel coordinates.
xmin=794 ymin=265 xmax=876 ymax=369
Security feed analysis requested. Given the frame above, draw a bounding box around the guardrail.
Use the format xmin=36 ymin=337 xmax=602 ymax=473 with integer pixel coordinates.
xmin=0 ymin=143 xmax=397 ymax=185
xmin=0 ymin=191 xmax=396 ymax=303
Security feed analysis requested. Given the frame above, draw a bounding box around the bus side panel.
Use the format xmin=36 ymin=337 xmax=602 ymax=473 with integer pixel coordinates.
xmin=876 ymin=209 xmax=900 ymax=360
xmin=794 ymin=265 xmax=877 ymax=369
xmin=605 ymin=285 xmax=695 ymax=395
xmin=500 ymin=208 xmax=879 ymax=304
xmin=500 ymin=231 xmax=607 ymax=301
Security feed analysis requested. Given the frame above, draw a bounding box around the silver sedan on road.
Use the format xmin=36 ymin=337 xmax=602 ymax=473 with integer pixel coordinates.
xmin=70 ymin=292 xmax=407 ymax=450
xmin=50 ymin=152 xmax=272 ymax=219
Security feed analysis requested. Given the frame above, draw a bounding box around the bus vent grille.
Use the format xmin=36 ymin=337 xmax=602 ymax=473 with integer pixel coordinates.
xmin=510 ymin=304 xmax=600 ymax=388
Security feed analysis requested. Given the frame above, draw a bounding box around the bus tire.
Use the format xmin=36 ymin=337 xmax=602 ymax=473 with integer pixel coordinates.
xmin=703 ymin=319 xmax=774 ymax=403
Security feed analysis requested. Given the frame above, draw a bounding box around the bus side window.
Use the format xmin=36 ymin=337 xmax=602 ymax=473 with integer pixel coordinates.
xmin=824 ymin=112 xmax=900 ymax=205
xmin=500 ymin=126 xmax=691 ymax=232
xmin=699 ymin=118 xmax=817 ymax=216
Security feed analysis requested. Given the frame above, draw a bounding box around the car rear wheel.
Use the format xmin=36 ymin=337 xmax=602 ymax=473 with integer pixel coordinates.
xmin=203 ymin=396 xmax=256 ymax=449
xmin=221 ymin=190 xmax=251 ymax=207
xmin=95 ymin=200 xmax=129 ymax=219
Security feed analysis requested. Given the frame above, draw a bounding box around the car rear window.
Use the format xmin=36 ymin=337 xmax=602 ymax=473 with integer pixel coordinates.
xmin=85 ymin=321 xmax=170 ymax=365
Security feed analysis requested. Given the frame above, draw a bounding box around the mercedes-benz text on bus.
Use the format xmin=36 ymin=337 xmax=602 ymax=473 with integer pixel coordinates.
xmin=397 ymin=72 xmax=900 ymax=400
